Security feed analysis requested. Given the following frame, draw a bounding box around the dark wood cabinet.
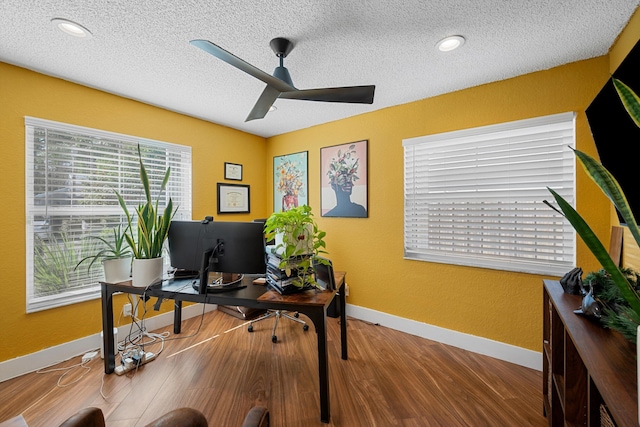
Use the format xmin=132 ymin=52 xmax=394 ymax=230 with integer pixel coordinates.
xmin=543 ymin=279 xmax=638 ymax=426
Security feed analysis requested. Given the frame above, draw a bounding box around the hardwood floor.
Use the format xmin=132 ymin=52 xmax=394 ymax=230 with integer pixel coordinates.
xmin=0 ymin=309 xmax=546 ymax=426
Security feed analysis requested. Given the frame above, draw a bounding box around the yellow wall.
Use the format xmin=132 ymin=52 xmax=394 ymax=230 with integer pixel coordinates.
xmin=267 ymin=56 xmax=611 ymax=351
xmin=0 ymin=63 xmax=267 ymax=361
xmin=610 ymin=8 xmax=640 ymax=72
xmin=2 ymin=10 xmax=638 ymax=362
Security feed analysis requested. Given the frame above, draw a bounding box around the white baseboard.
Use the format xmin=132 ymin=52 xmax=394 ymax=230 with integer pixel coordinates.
xmin=0 ymin=304 xmax=216 ymax=383
xmin=1 ymin=302 xmax=541 ymax=384
xmin=345 ymin=303 xmax=542 ymax=371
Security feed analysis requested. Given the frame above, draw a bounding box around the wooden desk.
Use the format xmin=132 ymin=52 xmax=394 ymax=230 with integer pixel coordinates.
xmin=101 ymin=272 xmax=347 ymax=423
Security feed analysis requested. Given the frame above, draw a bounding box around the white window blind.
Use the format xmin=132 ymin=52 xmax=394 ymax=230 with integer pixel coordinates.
xmin=25 ymin=117 xmax=192 ymax=312
xmin=403 ymin=112 xmax=576 ymax=276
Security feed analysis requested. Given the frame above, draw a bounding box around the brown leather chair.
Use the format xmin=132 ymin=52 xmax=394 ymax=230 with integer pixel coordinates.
xmin=56 ymin=406 xmax=269 ymax=427
xmin=57 ymin=408 xmax=105 ymax=427
xmin=241 ymin=406 xmax=269 ymax=427
xmin=142 ymin=407 xmax=208 ymax=427
xmin=58 ymin=407 xmax=208 ymax=427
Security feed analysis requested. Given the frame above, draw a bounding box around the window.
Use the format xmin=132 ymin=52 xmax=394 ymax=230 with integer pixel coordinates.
xmin=403 ymin=112 xmax=575 ymax=276
xmin=25 ymin=117 xmax=192 ymax=312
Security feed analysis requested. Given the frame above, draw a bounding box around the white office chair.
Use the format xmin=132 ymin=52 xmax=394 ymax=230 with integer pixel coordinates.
xmin=247 ymin=257 xmax=335 ymax=343
xmin=247 ymin=309 xmax=309 ymax=343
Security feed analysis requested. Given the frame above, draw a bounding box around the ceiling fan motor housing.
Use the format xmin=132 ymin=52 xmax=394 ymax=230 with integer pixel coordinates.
xmin=270 ymin=37 xmax=294 ymax=58
xmin=273 ymin=66 xmax=294 ymax=87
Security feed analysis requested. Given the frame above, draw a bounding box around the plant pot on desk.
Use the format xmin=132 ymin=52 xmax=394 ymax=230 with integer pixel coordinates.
xmin=103 ymin=257 xmax=131 ymax=283
xmin=132 ymin=257 xmax=163 ymax=287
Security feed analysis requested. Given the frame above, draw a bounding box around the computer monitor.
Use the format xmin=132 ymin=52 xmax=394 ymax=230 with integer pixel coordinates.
xmin=313 ymin=257 xmax=335 ymax=291
xmin=168 ymin=220 xmax=267 ymax=293
xmin=206 ymin=221 xmax=267 ymax=276
xmin=252 ymin=218 xmax=274 ymax=246
xmin=168 ymin=219 xmax=217 ymax=276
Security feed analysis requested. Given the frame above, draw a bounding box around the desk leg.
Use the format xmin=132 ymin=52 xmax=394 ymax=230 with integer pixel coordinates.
xmin=307 ymin=309 xmax=330 ymax=423
xmin=174 ymin=300 xmax=182 ymax=334
xmin=101 ymin=285 xmax=115 ymax=374
xmin=339 ymin=284 xmax=348 ymax=360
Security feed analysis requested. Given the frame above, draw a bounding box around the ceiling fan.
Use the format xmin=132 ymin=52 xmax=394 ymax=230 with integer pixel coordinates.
xmin=190 ymin=37 xmax=375 ymax=122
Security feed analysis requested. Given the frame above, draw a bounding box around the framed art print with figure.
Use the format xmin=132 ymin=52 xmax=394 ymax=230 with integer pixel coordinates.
xmin=273 ymin=151 xmax=308 ymax=212
xmin=320 ymin=140 xmax=368 ymax=218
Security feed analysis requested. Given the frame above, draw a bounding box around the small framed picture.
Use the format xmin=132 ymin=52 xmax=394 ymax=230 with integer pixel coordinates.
xmin=217 ymin=183 xmax=250 ymax=214
xmin=224 ymin=162 xmax=243 ymax=181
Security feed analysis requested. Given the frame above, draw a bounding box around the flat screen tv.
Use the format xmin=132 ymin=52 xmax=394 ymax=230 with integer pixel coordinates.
xmin=586 ymin=38 xmax=640 ymax=223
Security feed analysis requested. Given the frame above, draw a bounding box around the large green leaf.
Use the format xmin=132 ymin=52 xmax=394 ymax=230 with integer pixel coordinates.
xmin=137 ymin=145 xmax=152 ymax=206
xmin=115 ymin=190 xmax=139 ymax=258
xmin=614 ymin=78 xmax=640 ymax=128
xmin=573 ymin=149 xmax=640 ymax=247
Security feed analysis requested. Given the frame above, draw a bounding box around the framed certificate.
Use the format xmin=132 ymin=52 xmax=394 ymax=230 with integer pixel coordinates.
xmin=217 ymin=183 xmax=250 ymax=214
xmin=224 ymin=162 xmax=243 ymax=181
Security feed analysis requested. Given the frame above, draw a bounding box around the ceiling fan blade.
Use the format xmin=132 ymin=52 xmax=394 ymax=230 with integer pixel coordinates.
xmin=190 ymin=39 xmax=295 ymax=93
xmin=246 ymin=85 xmax=281 ymax=122
xmin=279 ymin=85 xmax=375 ymax=104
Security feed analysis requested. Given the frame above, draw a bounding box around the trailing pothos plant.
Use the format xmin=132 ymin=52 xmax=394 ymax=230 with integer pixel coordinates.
xmin=264 ymin=205 xmax=328 ymax=289
xmin=546 ymin=77 xmax=640 ymax=342
xmin=116 ymin=145 xmax=176 ymax=259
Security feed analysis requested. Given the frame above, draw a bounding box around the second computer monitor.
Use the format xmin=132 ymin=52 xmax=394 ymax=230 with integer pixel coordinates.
xmin=208 ymin=221 xmax=267 ymax=275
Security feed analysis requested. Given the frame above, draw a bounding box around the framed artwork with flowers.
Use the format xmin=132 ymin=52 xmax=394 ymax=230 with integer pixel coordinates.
xmin=320 ymin=140 xmax=368 ymax=218
xmin=273 ymin=151 xmax=308 ymax=212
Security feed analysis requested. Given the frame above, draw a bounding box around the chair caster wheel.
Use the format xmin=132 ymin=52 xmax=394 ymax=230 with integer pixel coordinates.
xmin=248 ymin=325 xmax=254 ymax=332
xmin=303 ymin=325 xmax=309 ymax=331
xmin=272 ymin=335 xmax=277 ymax=343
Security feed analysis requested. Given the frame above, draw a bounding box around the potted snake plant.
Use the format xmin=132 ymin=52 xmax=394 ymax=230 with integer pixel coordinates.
xmin=74 ymin=224 xmax=132 ymax=283
xmin=116 ymin=145 xmax=176 ymax=287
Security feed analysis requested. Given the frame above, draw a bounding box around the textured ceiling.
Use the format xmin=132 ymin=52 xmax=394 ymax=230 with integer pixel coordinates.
xmin=1 ymin=0 xmax=639 ymax=138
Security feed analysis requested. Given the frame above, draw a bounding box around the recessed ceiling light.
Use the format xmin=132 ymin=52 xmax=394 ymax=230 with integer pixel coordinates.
xmin=437 ymin=35 xmax=465 ymax=52
xmin=51 ymin=18 xmax=92 ymax=39
xmin=269 ymin=105 xmax=277 ymax=113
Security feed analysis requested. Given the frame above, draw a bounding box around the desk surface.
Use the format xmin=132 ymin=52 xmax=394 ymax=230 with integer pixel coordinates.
xmin=258 ymin=271 xmax=346 ymax=306
xmin=105 ymin=271 xmax=346 ymax=309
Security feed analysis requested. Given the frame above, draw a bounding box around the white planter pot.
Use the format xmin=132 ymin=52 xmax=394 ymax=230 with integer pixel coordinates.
xmin=102 ymin=257 xmax=132 ymax=283
xmin=132 ymin=257 xmax=163 ymax=287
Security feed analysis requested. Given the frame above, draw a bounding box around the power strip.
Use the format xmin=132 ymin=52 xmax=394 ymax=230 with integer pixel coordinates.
xmin=114 ymin=351 xmax=157 ymax=375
